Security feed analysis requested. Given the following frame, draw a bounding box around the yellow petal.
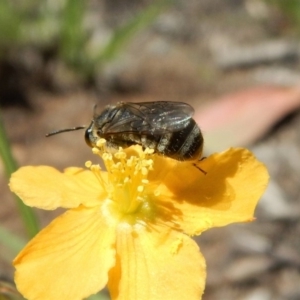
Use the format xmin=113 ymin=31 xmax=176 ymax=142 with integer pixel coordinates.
xmin=108 ymin=224 xmax=206 ymax=300
xmin=14 ymin=205 xmax=117 ymax=300
xmin=157 ymin=148 xmax=269 ymax=235
xmin=9 ymin=166 xmax=106 ymax=209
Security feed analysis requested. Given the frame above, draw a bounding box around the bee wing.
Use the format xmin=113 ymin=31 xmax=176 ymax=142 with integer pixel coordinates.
xmin=104 ymin=101 xmax=194 ymax=134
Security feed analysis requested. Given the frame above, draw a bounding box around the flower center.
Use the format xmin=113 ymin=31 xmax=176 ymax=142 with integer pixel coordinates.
xmin=86 ymin=139 xmax=156 ymax=225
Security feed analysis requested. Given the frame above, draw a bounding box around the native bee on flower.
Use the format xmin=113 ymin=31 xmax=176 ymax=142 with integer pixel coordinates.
xmin=47 ymin=101 xmax=204 ymax=161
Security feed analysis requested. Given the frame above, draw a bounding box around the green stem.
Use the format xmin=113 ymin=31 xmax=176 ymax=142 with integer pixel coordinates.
xmin=0 ymin=111 xmax=39 ymax=238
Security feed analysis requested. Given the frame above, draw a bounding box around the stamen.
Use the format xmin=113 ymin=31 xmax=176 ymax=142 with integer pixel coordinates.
xmin=85 ymin=162 xmax=107 ymax=190
xmin=92 ymin=147 xmax=100 ymax=155
xmin=89 ymin=141 xmax=157 ymax=223
xmin=137 ymin=185 xmax=144 ymax=193
xmin=85 ymin=161 xmax=92 ymax=168
xmin=144 ymin=148 xmax=154 ymax=155
xmin=154 ymin=190 xmax=160 ymax=197
xmin=141 ymin=167 xmax=148 ymax=176
xmin=96 ymin=138 xmax=106 ymax=148
xmin=124 ymin=177 xmax=131 ymax=184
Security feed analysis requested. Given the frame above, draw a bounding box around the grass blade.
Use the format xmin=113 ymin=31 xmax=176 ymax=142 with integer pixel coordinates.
xmin=0 ymin=226 xmax=25 ymax=258
xmin=0 ymin=112 xmax=39 ymax=238
xmin=98 ymin=0 xmax=170 ymax=63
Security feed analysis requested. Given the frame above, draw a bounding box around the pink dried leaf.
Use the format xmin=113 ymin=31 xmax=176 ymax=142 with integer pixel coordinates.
xmin=195 ymin=85 xmax=300 ymax=152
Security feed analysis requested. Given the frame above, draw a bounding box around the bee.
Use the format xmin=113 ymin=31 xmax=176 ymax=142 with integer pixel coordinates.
xmin=46 ymin=101 xmax=204 ymax=161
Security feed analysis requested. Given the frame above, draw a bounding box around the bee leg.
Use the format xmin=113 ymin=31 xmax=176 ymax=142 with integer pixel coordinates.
xmin=193 ymin=163 xmax=207 ymax=175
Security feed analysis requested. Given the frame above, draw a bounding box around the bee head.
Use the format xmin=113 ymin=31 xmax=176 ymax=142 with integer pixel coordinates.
xmin=84 ymin=105 xmax=119 ymax=147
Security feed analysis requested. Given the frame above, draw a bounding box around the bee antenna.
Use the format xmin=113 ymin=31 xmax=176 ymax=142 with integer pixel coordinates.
xmin=93 ymin=104 xmax=98 ymax=118
xmin=45 ymin=126 xmax=86 ymax=137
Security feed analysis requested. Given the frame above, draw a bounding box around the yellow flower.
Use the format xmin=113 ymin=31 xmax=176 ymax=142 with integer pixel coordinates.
xmin=9 ymin=141 xmax=269 ymax=300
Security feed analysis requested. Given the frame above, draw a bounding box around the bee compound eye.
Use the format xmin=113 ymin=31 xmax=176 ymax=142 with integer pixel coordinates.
xmin=84 ymin=128 xmax=93 ymax=147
